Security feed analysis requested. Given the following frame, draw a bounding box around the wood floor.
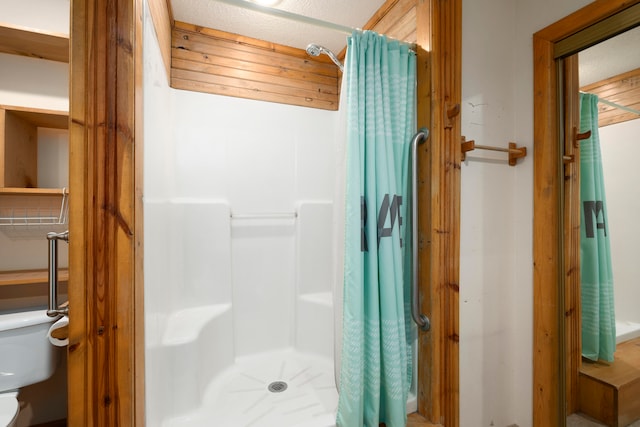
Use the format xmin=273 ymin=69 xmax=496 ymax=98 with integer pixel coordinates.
xmin=579 ymin=337 xmax=640 ymax=427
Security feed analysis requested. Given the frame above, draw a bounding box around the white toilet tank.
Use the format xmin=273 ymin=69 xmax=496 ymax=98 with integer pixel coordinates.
xmin=0 ymin=309 xmax=60 ymax=393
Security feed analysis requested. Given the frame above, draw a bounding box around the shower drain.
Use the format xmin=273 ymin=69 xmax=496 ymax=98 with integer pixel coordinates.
xmin=267 ymin=381 xmax=288 ymax=393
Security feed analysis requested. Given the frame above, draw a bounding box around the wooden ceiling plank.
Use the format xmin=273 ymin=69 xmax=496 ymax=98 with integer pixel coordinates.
xmin=173 ymin=20 xmax=331 ymax=62
xmin=171 ymin=57 xmax=338 ymax=95
xmin=173 ymin=29 xmax=338 ymax=77
xmin=172 ymin=68 xmax=339 ymax=103
xmin=581 ymin=67 xmax=640 ymax=127
xmin=171 ymin=77 xmax=338 ymax=110
xmin=172 ymin=47 xmax=338 ymax=86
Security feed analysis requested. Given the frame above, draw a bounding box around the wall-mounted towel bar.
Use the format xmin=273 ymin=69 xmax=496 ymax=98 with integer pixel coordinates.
xmin=461 ymin=137 xmax=527 ymax=166
xmin=230 ymin=212 xmax=297 ymax=220
xmin=47 ymin=230 xmax=69 ymax=317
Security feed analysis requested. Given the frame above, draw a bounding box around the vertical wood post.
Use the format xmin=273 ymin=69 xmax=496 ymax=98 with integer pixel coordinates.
xmin=416 ymin=0 xmax=461 ymax=425
xmin=563 ymin=54 xmax=581 ymax=416
xmin=532 ymin=34 xmax=562 ymax=427
xmin=68 ymin=0 xmax=144 ymax=425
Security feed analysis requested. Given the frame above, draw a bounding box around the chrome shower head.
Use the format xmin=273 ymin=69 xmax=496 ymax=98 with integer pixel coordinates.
xmin=305 ymin=43 xmax=344 ymax=72
xmin=305 ymin=43 xmax=323 ymax=57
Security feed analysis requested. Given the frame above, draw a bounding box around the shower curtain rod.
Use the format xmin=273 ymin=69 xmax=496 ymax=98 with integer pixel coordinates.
xmin=598 ymin=98 xmax=640 ymax=116
xmin=212 ymin=0 xmax=357 ymax=35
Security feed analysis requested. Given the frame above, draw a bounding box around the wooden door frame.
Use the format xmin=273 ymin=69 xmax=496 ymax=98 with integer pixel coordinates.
xmin=66 ymin=0 xmax=459 ymax=424
xmin=68 ymin=0 xmax=145 ymax=425
xmin=532 ymin=1 xmax=640 ymax=425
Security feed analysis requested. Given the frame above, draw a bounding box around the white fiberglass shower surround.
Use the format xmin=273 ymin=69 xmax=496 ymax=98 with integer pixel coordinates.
xmin=146 ymin=196 xmax=339 ymax=426
xmin=142 ymin=6 xmax=417 ymax=427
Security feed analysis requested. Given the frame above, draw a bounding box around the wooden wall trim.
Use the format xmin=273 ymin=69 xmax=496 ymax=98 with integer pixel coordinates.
xmin=532 ymin=1 xmax=640 ymax=425
xmin=338 ymin=0 xmax=418 ymax=60
xmin=170 ymin=22 xmax=340 ymax=110
xmin=415 ymin=0 xmax=433 ymax=418
xmin=134 ymin=0 xmax=146 ymax=424
xmin=563 ymin=54 xmax=582 ymax=416
xmin=416 ymin=0 xmax=460 ymax=425
xmin=533 ymin=31 xmax=563 ymax=427
xmin=366 ymin=0 xmax=417 ymax=43
xmin=148 ymin=0 xmax=173 ymax=79
xmin=363 ymin=0 xmax=403 ymax=31
xmin=535 ymin=1 xmax=635 ymax=42
xmin=581 ymin=67 xmax=640 ymax=127
xmin=69 ymin=0 xmax=144 ymax=424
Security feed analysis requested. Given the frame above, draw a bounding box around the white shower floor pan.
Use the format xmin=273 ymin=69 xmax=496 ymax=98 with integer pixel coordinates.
xmin=616 ymin=320 xmax=640 ymax=344
xmin=162 ymin=349 xmax=339 ymax=427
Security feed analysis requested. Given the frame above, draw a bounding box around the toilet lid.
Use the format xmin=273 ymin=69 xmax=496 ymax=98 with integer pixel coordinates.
xmin=0 ymin=394 xmax=19 ymax=426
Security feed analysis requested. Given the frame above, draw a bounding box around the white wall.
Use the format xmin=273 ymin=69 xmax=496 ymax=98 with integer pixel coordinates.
xmin=142 ymin=2 xmax=174 ymax=423
xmin=0 ymin=0 xmax=70 ymax=35
xmin=0 ymin=53 xmax=68 ymax=113
xmin=459 ymin=0 xmax=591 ymax=425
xmin=0 ymin=0 xmax=69 ymax=112
xmin=599 ymin=118 xmax=640 ymax=324
xmin=143 ymin=0 xmax=175 ymax=327
xmin=144 ymin=69 xmax=338 ymax=312
xmin=146 ymin=83 xmax=338 ymax=319
xmin=460 ymin=1 xmax=519 ymax=425
xmin=167 ymin=92 xmax=337 ymax=205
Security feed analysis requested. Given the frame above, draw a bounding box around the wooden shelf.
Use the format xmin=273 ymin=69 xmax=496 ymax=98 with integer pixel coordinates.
xmin=0 ymin=268 xmax=68 ymax=286
xmin=0 ymin=104 xmax=68 ymax=130
xmin=0 ymin=22 xmax=69 ymax=63
xmin=0 ymin=187 xmax=68 ymax=196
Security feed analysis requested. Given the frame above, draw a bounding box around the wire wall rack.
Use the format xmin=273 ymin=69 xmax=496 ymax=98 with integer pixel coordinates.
xmin=0 ymin=188 xmax=69 ymax=239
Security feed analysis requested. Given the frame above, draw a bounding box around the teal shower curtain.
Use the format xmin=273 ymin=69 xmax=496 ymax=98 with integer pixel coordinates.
xmin=337 ymin=31 xmax=416 ymax=427
xmin=579 ymin=92 xmax=616 ymax=362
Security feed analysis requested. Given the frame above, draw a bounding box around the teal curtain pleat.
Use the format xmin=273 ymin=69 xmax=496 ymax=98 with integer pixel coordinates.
xmin=337 ymin=30 xmax=416 ymax=427
xmin=579 ymin=92 xmax=616 ymax=362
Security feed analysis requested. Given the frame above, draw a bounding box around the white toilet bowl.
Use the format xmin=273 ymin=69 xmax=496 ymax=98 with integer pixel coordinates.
xmin=0 ymin=309 xmax=60 ymax=426
xmin=0 ymin=392 xmax=18 ymax=427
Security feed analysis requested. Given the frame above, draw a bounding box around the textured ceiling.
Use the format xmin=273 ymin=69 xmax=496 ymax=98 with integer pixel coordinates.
xmin=579 ymin=26 xmax=640 ymax=86
xmin=170 ymin=0 xmax=387 ymax=54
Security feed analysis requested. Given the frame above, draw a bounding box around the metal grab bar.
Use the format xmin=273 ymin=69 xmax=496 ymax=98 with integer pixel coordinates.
xmin=47 ymin=230 xmax=69 ymax=317
xmin=411 ymin=128 xmax=431 ymax=331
